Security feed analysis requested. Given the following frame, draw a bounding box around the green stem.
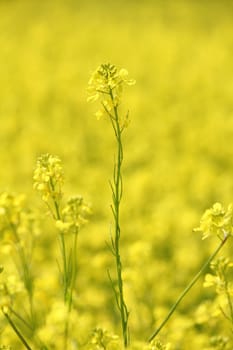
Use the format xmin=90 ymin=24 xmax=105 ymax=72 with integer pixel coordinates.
xmin=8 ymin=218 xmax=35 ymax=330
xmin=225 ymin=284 xmax=233 ymax=324
xmin=50 ymin=178 xmax=68 ymax=301
xmin=49 ymin=179 xmax=73 ymax=350
xmin=59 ymin=232 xmax=68 ymax=301
xmin=148 ymin=234 xmax=230 ymax=343
xmin=64 ymin=229 xmax=79 ymax=349
xmin=109 ymin=89 xmax=129 ymax=347
xmin=3 ymin=309 xmax=33 ymax=350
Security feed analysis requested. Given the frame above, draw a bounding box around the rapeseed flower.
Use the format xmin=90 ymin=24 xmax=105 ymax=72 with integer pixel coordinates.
xmin=209 ymin=335 xmax=229 ymax=349
xmin=87 ymin=63 xmax=135 ymax=122
xmin=204 ymin=257 xmax=233 ymax=295
xmin=194 ymin=203 xmax=233 ymax=240
xmin=144 ymin=339 xmax=171 ymax=350
xmin=89 ymin=327 xmax=120 ymax=350
xmin=87 ymin=64 xmax=135 ymax=102
xmin=33 ymin=153 xmax=64 ymax=203
xmin=56 ymin=195 xmax=90 ymax=234
xmin=0 ymin=192 xmax=25 ymax=230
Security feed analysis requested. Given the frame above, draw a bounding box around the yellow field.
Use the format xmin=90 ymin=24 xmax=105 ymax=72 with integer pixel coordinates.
xmin=1 ymin=1 xmax=233 ymax=349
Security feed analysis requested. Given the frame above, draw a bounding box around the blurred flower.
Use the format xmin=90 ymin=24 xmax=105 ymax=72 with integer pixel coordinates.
xmin=194 ymin=203 xmax=233 ymax=240
xmin=0 ymin=273 xmax=24 ymax=310
xmin=209 ymin=335 xmax=229 ymax=349
xmin=33 ymin=153 xmax=64 ymax=203
xmin=204 ymin=273 xmax=224 ymax=292
xmin=144 ymin=339 xmax=171 ymax=350
xmin=204 ymin=257 xmax=233 ymax=295
xmin=0 ymin=191 xmax=39 ymax=250
xmin=37 ymin=300 xmax=80 ymax=348
xmin=89 ymin=327 xmax=120 ymax=350
xmin=56 ymin=196 xmax=91 ymax=234
xmin=0 ymin=192 xmax=25 ymax=230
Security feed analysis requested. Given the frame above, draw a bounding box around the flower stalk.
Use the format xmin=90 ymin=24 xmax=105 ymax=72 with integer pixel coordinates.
xmin=148 ymin=233 xmax=230 ymax=342
xmin=2 ymin=307 xmax=32 ymax=350
xmin=87 ymin=63 xmax=135 ymax=347
xmin=109 ymin=91 xmax=130 ymax=348
xmin=33 ymin=154 xmax=90 ymax=349
xmin=149 ymin=202 xmax=233 ymax=342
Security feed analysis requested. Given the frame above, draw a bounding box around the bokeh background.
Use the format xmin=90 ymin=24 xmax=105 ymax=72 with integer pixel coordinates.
xmin=1 ymin=0 xmax=233 ymax=348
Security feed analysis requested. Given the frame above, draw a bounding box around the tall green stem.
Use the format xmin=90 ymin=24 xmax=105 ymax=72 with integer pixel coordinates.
xmin=109 ymin=89 xmax=129 ymax=347
xmin=50 ymin=178 xmax=68 ymax=301
xmin=64 ymin=229 xmax=79 ymax=350
xmin=50 ymin=179 xmax=70 ymax=350
xmin=148 ymin=234 xmax=230 ymax=343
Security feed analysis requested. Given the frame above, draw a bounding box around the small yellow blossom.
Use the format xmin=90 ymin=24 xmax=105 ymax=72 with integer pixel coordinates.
xmin=87 ymin=63 xmax=135 ymax=120
xmin=144 ymin=339 xmax=171 ymax=350
xmin=55 ymin=220 xmax=72 ymax=233
xmin=33 ymin=153 xmax=64 ymax=204
xmin=194 ymin=202 xmax=233 ymax=240
xmin=56 ymin=196 xmax=91 ymax=234
xmin=204 ymin=273 xmax=223 ymax=290
xmin=0 ymin=192 xmax=25 ymax=229
xmin=204 ymin=257 xmax=233 ymax=295
xmin=209 ymin=335 xmax=229 ymax=349
xmin=89 ymin=328 xmax=120 ymax=349
xmin=95 ymin=109 xmax=104 ymax=120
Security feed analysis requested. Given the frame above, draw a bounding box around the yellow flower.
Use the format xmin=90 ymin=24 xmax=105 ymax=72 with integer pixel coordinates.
xmin=118 ymin=68 xmax=136 ymax=85
xmin=203 ymin=273 xmax=223 ymax=289
xmin=144 ymin=339 xmax=171 ymax=350
xmin=57 ymin=196 xmax=91 ymax=234
xmin=89 ymin=328 xmax=119 ymax=349
xmin=194 ymin=202 xmax=233 ymax=240
xmin=0 ymin=192 xmax=26 ymax=231
xmin=87 ymin=63 xmax=135 ymax=118
xmin=33 ymin=153 xmax=64 ymax=203
xmin=55 ymin=220 xmax=72 ymax=233
xmin=204 ymin=257 xmax=233 ymax=295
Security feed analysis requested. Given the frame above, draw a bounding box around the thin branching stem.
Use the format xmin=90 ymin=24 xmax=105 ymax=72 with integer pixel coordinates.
xmin=108 ymin=88 xmax=130 ymax=347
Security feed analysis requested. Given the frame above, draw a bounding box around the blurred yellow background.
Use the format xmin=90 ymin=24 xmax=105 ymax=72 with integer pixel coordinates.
xmin=1 ymin=0 xmax=233 ymax=348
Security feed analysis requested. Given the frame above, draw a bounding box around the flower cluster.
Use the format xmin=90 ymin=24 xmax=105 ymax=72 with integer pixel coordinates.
xmin=0 ymin=272 xmax=24 ymax=311
xmin=0 ymin=192 xmax=25 ymax=231
xmin=0 ymin=191 xmax=39 ymax=247
xmin=209 ymin=335 xmax=229 ymax=349
xmin=37 ymin=300 xmax=69 ymax=346
xmin=33 ymin=153 xmax=64 ymax=204
xmin=89 ymin=327 xmax=120 ymax=350
xmin=56 ymin=195 xmax=90 ymax=234
xmin=87 ymin=63 xmax=135 ymax=120
xmin=204 ymin=257 xmax=233 ymax=295
xmin=144 ymin=339 xmax=171 ymax=350
xmin=194 ymin=203 xmax=233 ymax=240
